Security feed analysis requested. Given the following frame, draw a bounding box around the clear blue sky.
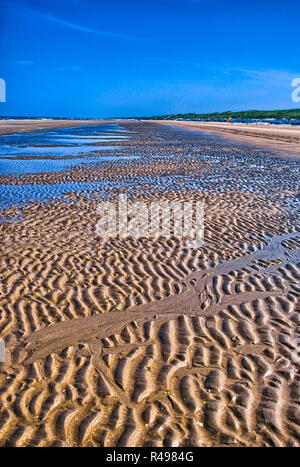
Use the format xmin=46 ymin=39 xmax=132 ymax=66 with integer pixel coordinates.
xmin=0 ymin=0 xmax=299 ymax=117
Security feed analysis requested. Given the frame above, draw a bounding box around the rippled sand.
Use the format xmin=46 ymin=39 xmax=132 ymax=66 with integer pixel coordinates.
xmin=0 ymin=122 xmax=299 ymax=447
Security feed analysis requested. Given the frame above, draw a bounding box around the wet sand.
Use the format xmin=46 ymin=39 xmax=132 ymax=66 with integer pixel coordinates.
xmin=0 ymin=119 xmax=130 ymax=135
xmin=0 ymin=122 xmax=299 ymax=447
xmin=156 ymin=120 xmax=300 ymax=157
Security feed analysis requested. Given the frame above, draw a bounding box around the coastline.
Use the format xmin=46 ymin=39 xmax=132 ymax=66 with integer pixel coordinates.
xmin=0 ymin=118 xmax=129 ymax=135
xmin=153 ymin=120 xmax=300 ymax=157
xmin=3 ymin=118 xmax=300 ymax=160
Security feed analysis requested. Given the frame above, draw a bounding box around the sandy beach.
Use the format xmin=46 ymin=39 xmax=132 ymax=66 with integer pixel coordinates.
xmin=0 ymin=119 xmax=126 ymax=136
xmin=156 ymin=120 xmax=300 ymax=157
xmin=0 ymin=120 xmax=299 ymax=447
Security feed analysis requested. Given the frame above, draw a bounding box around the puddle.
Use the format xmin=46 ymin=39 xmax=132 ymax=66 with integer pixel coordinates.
xmin=0 ymin=154 xmax=138 ymax=175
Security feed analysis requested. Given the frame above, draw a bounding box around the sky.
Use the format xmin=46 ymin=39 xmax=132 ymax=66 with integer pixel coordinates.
xmin=0 ymin=0 xmax=299 ymax=117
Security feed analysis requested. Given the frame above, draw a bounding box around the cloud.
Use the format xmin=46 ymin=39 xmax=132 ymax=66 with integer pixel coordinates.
xmin=147 ymin=56 xmax=297 ymax=87
xmin=10 ymin=60 xmax=34 ymax=66
xmin=223 ymin=67 xmax=298 ymax=88
xmin=6 ymin=1 xmax=133 ymax=40
xmin=233 ymin=68 xmax=295 ymax=80
xmin=41 ymin=13 xmax=129 ymax=39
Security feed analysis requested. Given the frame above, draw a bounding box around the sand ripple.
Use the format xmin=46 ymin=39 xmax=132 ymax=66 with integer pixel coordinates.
xmin=0 ymin=123 xmax=299 ymax=447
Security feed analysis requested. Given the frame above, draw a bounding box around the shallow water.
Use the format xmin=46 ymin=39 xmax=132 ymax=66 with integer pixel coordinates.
xmin=0 ymin=154 xmax=139 ymax=176
xmin=0 ymin=144 xmax=117 ymax=158
xmin=0 ymin=125 xmax=130 ymax=162
xmin=1 ymin=122 xmax=299 ymax=213
xmin=0 ymin=123 xmax=136 ymax=206
xmin=0 ymin=123 xmax=132 ymax=177
xmin=0 ymin=176 xmax=166 ymax=207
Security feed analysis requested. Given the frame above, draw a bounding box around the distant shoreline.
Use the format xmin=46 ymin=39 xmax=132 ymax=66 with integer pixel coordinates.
xmin=0 ymin=118 xmax=126 ymax=135
xmin=140 ymin=108 xmax=300 ymax=121
xmin=2 ymin=117 xmax=300 ymax=158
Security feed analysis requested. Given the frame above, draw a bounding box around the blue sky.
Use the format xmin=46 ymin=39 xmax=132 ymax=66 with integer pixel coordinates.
xmin=0 ymin=0 xmax=299 ymax=117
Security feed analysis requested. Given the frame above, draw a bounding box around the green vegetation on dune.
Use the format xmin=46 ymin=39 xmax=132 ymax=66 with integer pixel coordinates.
xmin=140 ymin=109 xmax=300 ymax=121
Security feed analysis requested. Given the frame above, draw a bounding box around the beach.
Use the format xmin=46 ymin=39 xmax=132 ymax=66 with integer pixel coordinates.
xmin=0 ymin=120 xmax=299 ymax=447
xmin=156 ymin=120 xmax=300 ymax=157
xmin=0 ymin=119 xmax=123 ymax=136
